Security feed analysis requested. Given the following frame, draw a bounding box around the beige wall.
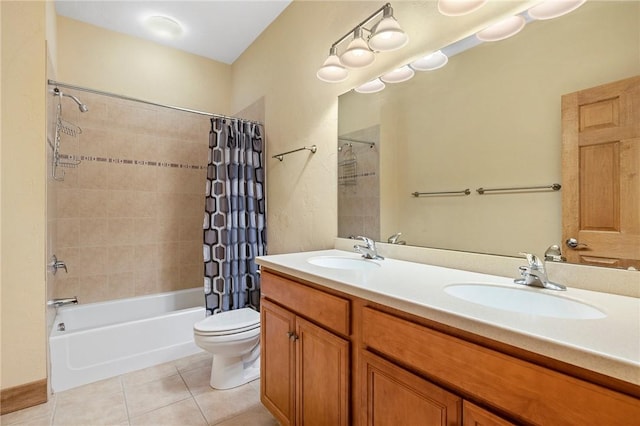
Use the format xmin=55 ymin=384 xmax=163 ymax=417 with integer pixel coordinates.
xmin=1 ymin=0 xmax=48 ymax=389
xmin=230 ymin=0 xmax=537 ymax=254
xmin=56 ymin=16 xmax=232 ymax=115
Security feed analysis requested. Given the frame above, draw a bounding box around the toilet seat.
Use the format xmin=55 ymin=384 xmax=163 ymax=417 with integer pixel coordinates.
xmin=194 ymin=308 xmax=260 ymax=337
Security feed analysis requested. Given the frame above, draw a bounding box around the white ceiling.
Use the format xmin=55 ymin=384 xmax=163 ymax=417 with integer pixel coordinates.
xmin=55 ymin=0 xmax=292 ymax=64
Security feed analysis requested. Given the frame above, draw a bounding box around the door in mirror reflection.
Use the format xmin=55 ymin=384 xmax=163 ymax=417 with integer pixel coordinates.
xmin=562 ymin=75 xmax=640 ymax=269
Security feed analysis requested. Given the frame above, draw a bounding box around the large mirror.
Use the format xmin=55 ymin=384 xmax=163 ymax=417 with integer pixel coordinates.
xmin=338 ymin=1 xmax=639 ymax=267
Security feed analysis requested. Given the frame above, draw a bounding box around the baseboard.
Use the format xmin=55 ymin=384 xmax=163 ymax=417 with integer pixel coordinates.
xmin=0 ymin=379 xmax=48 ymax=415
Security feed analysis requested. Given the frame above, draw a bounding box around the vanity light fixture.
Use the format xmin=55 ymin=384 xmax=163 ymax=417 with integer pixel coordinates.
xmin=528 ymin=0 xmax=587 ymax=20
xmin=354 ymin=78 xmax=386 ymax=94
xmin=476 ymin=15 xmax=526 ymax=42
xmin=410 ymin=50 xmax=449 ymax=71
xmin=317 ymin=46 xmax=349 ymax=83
xmin=144 ymin=15 xmax=183 ymax=39
xmin=353 ymin=0 xmax=587 ymax=95
xmin=316 ymin=3 xmax=408 ymax=81
xmin=340 ymin=27 xmax=376 ymax=68
xmin=437 ymin=0 xmax=487 ymax=16
xmin=368 ymin=4 xmax=409 ymax=52
xmin=381 ymin=65 xmax=415 ymax=83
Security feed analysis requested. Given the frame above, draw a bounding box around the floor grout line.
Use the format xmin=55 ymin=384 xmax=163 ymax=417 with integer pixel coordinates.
xmin=120 ymin=375 xmax=132 ymax=426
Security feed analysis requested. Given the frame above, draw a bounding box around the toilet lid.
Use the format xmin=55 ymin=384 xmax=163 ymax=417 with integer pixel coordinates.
xmin=194 ymin=308 xmax=260 ymax=334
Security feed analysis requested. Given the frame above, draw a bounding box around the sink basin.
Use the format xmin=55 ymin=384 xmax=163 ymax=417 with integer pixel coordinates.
xmin=307 ymin=256 xmax=381 ymax=271
xmin=444 ymin=284 xmax=606 ymax=319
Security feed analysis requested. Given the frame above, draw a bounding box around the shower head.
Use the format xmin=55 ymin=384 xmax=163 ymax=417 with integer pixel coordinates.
xmin=52 ymin=88 xmax=89 ymax=113
xmin=62 ymin=93 xmax=89 ymax=113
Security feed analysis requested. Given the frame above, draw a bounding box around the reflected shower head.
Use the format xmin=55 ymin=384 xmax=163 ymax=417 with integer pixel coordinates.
xmin=52 ymin=88 xmax=89 ymax=112
xmin=62 ymin=93 xmax=89 ymax=113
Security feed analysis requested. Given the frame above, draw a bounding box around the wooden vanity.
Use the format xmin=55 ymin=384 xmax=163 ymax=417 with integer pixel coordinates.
xmin=259 ymin=269 xmax=640 ymax=425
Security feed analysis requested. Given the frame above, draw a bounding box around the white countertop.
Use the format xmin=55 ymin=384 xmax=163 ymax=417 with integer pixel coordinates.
xmin=256 ymin=249 xmax=640 ymax=386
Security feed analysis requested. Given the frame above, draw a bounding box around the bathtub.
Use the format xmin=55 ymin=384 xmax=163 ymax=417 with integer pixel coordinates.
xmin=50 ymin=288 xmax=206 ymax=392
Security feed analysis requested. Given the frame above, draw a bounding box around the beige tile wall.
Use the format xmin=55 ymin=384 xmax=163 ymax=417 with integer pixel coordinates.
xmin=50 ymin=89 xmax=210 ymax=303
xmin=338 ymin=126 xmax=380 ymax=241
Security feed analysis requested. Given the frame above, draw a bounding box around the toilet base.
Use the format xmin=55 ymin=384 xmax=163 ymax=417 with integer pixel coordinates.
xmin=209 ymin=351 xmax=260 ymax=390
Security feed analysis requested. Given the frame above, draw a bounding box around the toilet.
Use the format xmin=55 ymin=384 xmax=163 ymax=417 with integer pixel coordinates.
xmin=193 ymin=307 xmax=261 ymax=389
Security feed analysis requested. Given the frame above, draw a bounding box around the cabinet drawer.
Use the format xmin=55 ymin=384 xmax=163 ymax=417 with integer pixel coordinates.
xmin=362 ymin=307 xmax=640 ymax=425
xmin=261 ymin=270 xmax=350 ymax=336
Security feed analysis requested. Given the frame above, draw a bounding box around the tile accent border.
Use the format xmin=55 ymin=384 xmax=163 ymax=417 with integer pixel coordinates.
xmin=60 ymin=154 xmax=206 ymax=170
xmin=0 ymin=379 xmax=48 ymax=415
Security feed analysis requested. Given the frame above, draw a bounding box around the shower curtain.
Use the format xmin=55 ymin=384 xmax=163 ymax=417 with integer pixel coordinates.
xmin=203 ymin=118 xmax=266 ymax=314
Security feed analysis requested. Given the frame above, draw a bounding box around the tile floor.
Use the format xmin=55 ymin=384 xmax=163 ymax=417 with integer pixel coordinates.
xmin=1 ymin=352 xmax=279 ymax=426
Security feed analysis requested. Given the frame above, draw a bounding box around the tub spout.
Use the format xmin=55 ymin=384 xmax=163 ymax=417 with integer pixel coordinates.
xmin=48 ymin=297 xmax=78 ymax=308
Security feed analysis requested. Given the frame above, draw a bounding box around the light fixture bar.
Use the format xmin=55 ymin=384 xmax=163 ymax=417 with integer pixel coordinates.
xmin=330 ymin=2 xmax=391 ymax=49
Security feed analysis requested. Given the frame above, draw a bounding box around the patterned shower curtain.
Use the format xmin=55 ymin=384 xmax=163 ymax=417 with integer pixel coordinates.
xmin=203 ymin=117 xmax=266 ymax=314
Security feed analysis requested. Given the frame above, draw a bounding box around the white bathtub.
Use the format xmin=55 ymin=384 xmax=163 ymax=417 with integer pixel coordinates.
xmin=50 ymin=288 xmax=206 ymax=392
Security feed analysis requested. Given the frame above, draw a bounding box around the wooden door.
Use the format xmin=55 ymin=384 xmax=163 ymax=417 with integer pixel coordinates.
xmin=296 ymin=317 xmax=349 ymax=426
xmin=261 ymin=299 xmax=296 ymax=426
xmin=562 ymin=75 xmax=640 ymax=268
xmin=462 ymin=401 xmax=514 ymax=426
xmin=360 ymin=350 xmax=461 ymax=426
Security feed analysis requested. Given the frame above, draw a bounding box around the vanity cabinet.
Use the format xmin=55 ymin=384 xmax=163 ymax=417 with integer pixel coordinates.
xmin=260 ymin=271 xmax=350 ymax=426
xmin=259 ymin=268 xmax=640 ymax=426
xmin=361 ymin=307 xmax=640 ymax=425
xmin=360 ymin=350 xmax=461 ymax=425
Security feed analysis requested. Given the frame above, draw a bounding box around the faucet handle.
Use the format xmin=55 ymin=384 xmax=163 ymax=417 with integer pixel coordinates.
xmin=518 ymin=252 xmax=543 ymax=269
xmin=354 ymin=236 xmax=375 ymax=247
xmin=387 ymin=232 xmax=402 ymax=244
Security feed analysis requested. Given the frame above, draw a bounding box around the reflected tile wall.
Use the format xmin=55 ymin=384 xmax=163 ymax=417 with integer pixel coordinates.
xmin=338 ymin=126 xmax=380 ymax=241
xmin=50 ymin=89 xmax=210 ymax=303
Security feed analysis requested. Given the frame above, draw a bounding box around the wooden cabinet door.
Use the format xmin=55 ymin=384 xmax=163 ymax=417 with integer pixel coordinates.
xmin=296 ymin=317 xmax=349 ymax=426
xmin=562 ymin=75 xmax=640 ymax=268
xmin=360 ymin=350 xmax=461 ymax=426
xmin=462 ymin=401 xmax=514 ymax=426
xmin=261 ymin=299 xmax=296 ymax=426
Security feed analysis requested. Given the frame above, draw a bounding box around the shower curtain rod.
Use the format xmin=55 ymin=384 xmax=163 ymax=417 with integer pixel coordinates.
xmin=47 ymin=80 xmax=263 ymax=125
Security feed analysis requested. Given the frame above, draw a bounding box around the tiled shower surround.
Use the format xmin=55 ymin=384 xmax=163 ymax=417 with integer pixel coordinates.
xmin=48 ymin=88 xmax=210 ymax=303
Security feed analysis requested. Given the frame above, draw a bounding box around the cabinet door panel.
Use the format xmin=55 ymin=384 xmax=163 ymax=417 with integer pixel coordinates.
xmin=361 ymin=350 xmax=461 ymax=426
xmin=463 ymin=401 xmax=514 ymax=426
xmin=296 ymin=317 xmax=350 ymax=426
xmin=261 ymin=299 xmax=296 ymax=426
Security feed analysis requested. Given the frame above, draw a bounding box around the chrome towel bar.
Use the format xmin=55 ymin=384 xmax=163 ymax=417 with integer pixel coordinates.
xmin=476 ymin=183 xmax=561 ymax=194
xmin=273 ymin=145 xmax=317 ymax=161
xmin=412 ymin=189 xmax=471 ymax=197
xmin=338 ymin=138 xmax=375 ymax=149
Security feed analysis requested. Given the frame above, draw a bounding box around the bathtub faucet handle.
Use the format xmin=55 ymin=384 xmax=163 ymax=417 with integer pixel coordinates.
xmin=50 ymin=255 xmax=68 ymax=275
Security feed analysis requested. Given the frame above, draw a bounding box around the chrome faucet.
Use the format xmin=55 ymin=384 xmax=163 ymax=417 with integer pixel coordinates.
xmin=353 ymin=236 xmax=384 ymax=260
xmin=544 ymin=244 xmax=566 ymax=262
xmin=515 ymin=252 xmax=566 ymax=291
xmin=387 ymin=232 xmax=406 ymax=245
xmin=47 ymin=297 xmax=78 ymax=308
